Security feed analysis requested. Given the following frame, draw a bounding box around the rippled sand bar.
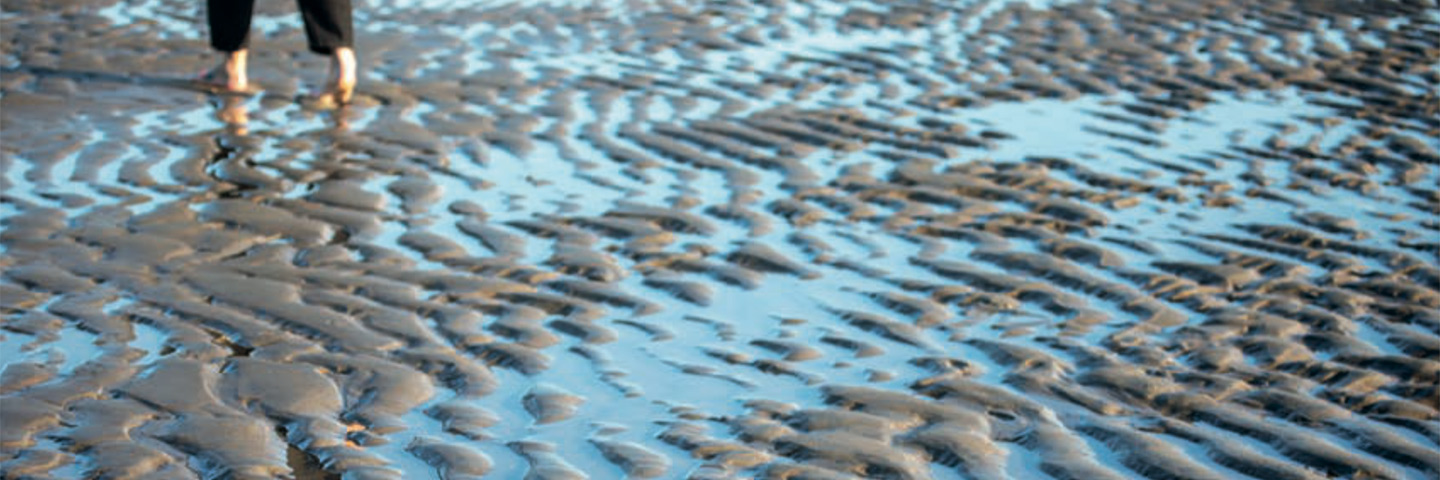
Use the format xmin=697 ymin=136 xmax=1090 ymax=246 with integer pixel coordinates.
xmin=2 ymin=0 xmax=1438 ymax=479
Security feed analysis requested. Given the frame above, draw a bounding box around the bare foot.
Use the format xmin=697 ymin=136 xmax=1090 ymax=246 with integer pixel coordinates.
xmin=199 ymin=50 xmax=248 ymax=92
xmin=324 ymin=47 xmax=356 ymax=104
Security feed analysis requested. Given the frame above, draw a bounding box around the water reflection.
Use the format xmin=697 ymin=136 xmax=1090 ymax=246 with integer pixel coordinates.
xmin=215 ymin=95 xmax=250 ymax=135
xmin=5 ymin=0 xmax=1438 ymax=478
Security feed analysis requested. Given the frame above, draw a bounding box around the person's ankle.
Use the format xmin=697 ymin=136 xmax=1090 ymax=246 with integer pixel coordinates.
xmin=333 ymin=47 xmax=356 ymax=86
xmin=326 ymin=47 xmax=356 ymax=103
xmin=224 ymin=50 xmax=249 ymax=91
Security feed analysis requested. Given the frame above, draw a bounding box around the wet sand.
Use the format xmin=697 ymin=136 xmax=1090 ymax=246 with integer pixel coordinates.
xmin=2 ymin=0 xmax=1438 ymax=478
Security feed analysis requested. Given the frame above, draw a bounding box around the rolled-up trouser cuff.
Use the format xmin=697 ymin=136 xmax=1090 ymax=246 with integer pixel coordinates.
xmin=208 ymin=0 xmax=352 ymax=55
xmin=208 ymin=0 xmax=255 ymax=52
xmin=299 ymin=0 xmax=353 ymax=55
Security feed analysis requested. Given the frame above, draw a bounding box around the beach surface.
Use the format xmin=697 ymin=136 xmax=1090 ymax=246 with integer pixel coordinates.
xmin=2 ymin=0 xmax=1438 ymax=478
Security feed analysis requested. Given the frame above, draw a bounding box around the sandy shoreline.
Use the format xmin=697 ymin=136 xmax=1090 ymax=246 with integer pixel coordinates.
xmin=2 ymin=0 xmax=1438 ymax=478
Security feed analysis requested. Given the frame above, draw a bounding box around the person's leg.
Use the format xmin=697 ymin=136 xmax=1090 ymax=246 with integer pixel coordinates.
xmin=297 ymin=0 xmax=352 ymax=55
xmin=297 ymin=0 xmax=355 ymax=103
xmin=204 ymin=0 xmax=255 ymax=91
xmin=208 ymin=0 xmax=255 ymax=52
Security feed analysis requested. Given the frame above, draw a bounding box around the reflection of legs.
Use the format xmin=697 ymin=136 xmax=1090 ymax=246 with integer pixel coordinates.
xmin=217 ymin=96 xmax=250 ymax=135
xmin=299 ymin=0 xmax=355 ymax=103
xmin=203 ymin=0 xmax=255 ymax=91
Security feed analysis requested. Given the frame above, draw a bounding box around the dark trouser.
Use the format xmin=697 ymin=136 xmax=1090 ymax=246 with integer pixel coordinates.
xmin=208 ymin=0 xmax=353 ymax=54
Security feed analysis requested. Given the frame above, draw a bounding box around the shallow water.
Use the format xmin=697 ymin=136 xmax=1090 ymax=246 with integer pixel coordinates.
xmin=3 ymin=0 xmax=1439 ymax=479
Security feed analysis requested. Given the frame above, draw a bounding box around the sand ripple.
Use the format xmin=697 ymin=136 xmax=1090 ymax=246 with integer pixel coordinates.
xmin=2 ymin=0 xmax=1438 ymax=478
